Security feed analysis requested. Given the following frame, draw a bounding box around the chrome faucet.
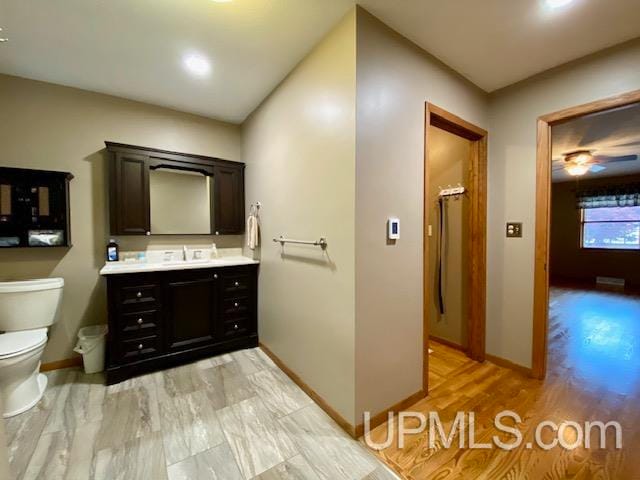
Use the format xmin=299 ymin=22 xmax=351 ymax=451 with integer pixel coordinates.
xmin=182 ymin=245 xmax=188 ymax=261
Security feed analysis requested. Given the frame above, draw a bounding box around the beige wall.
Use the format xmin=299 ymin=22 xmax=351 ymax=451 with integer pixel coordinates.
xmin=551 ymin=174 xmax=640 ymax=287
xmin=0 ymin=74 xmax=242 ymax=363
xmin=354 ymin=9 xmax=488 ymax=421
xmin=242 ymin=12 xmax=357 ymax=423
xmin=427 ymin=126 xmax=471 ymax=347
xmin=487 ymin=38 xmax=640 ymax=368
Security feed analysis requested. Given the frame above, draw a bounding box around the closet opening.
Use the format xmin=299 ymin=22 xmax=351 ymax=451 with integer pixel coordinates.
xmin=423 ymin=104 xmax=487 ymax=393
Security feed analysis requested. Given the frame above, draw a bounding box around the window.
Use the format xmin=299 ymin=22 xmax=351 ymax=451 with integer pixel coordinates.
xmin=581 ymin=206 xmax=640 ymax=250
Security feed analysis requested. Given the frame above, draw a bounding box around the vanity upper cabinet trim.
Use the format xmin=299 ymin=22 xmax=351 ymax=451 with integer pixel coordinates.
xmin=106 ymin=142 xmax=245 ymax=236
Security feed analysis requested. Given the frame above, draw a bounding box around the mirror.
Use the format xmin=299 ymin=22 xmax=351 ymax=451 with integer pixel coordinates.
xmin=149 ymin=168 xmax=212 ymax=234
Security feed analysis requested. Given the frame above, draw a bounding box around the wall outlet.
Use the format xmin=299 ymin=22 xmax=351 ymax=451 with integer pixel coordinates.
xmin=506 ymin=222 xmax=522 ymax=238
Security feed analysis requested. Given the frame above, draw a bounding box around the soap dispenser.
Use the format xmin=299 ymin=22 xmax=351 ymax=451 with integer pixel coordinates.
xmin=106 ymin=239 xmax=119 ymax=262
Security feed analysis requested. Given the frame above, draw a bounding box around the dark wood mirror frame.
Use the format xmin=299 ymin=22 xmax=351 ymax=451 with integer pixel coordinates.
xmin=105 ymin=142 xmax=245 ymax=236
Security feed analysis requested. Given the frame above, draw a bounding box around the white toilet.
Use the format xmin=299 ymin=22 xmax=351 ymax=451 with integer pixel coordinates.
xmin=0 ymin=278 xmax=64 ymax=418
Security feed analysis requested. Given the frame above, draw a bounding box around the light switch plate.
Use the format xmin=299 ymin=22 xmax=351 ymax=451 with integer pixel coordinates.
xmin=506 ymin=222 xmax=522 ymax=238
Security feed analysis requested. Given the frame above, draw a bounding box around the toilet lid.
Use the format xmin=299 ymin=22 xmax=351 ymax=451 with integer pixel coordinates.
xmin=0 ymin=329 xmax=47 ymax=359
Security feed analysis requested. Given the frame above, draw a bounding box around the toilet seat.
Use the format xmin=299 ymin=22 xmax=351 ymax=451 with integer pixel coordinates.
xmin=0 ymin=329 xmax=48 ymax=360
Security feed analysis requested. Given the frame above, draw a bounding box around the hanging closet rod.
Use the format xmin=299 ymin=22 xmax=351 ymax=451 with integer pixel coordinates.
xmin=273 ymin=236 xmax=328 ymax=249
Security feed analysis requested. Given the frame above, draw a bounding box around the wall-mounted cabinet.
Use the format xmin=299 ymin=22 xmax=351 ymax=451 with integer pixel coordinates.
xmin=106 ymin=142 xmax=245 ymax=236
xmin=0 ymin=167 xmax=73 ymax=248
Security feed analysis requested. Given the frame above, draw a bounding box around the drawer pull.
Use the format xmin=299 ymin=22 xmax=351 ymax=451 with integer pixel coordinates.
xmin=234 ymin=281 xmax=240 ymax=287
xmin=137 ymin=344 xmax=143 ymax=350
xmin=213 ymin=274 xmax=218 ymax=279
xmin=136 ymin=291 xmax=142 ymax=298
xmin=234 ymin=302 xmax=239 ymax=308
xmin=137 ymin=318 xmax=143 ymax=325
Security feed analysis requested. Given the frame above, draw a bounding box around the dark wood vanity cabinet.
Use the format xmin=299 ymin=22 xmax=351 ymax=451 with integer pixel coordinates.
xmin=106 ymin=142 xmax=245 ymax=236
xmin=109 ymin=152 xmax=150 ymax=235
xmin=213 ymin=165 xmax=245 ymax=234
xmin=164 ymin=269 xmax=218 ymax=352
xmin=105 ymin=264 xmax=258 ymax=384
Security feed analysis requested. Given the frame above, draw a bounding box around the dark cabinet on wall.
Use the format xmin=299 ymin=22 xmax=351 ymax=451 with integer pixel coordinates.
xmin=214 ymin=165 xmax=245 ymax=234
xmin=106 ymin=142 xmax=245 ymax=236
xmin=109 ymin=152 xmax=150 ymax=235
xmin=0 ymin=167 xmax=73 ymax=248
xmin=105 ymin=264 xmax=258 ymax=384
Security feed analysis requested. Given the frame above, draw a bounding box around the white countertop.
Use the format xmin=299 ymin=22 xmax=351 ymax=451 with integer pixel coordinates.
xmin=100 ymin=256 xmax=259 ymax=275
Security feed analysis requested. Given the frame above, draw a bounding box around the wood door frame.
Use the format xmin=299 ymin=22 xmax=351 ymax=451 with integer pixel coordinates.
xmin=423 ymin=103 xmax=488 ymax=392
xmin=532 ymin=89 xmax=640 ymax=380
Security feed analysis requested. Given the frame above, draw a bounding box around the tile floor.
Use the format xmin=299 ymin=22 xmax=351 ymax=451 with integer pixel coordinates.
xmin=6 ymin=348 xmax=398 ymax=480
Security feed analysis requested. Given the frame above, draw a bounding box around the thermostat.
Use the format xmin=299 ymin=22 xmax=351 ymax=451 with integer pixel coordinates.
xmin=388 ymin=217 xmax=400 ymax=240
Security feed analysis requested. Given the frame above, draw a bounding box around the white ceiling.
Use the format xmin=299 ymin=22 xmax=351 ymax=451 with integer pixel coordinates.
xmin=358 ymin=0 xmax=640 ymax=92
xmin=0 ymin=0 xmax=353 ymax=123
xmin=1 ymin=1 xmax=639 ymax=123
xmin=552 ymin=102 xmax=640 ymax=182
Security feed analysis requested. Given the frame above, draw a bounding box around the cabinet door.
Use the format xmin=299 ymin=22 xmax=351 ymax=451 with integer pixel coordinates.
xmin=164 ymin=271 xmax=218 ymax=352
xmin=213 ymin=164 xmax=245 ymax=234
xmin=110 ymin=152 xmax=150 ymax=235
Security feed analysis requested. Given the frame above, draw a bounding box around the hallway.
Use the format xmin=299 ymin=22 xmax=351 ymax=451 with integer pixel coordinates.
xmin=367 ymin=286 xmax=640 ymax=479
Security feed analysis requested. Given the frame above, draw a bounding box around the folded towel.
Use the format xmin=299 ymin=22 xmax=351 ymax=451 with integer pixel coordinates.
xmin=247 ymin=214 xmax=259 ymax=250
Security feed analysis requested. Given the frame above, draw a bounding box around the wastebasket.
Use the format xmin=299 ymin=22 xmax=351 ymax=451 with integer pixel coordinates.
xmin=73 ymin=325 xmax=108 ymax=374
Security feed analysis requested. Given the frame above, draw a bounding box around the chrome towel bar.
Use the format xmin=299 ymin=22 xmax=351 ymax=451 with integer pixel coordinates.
xmin=273 ymin=236 xmax=328 ymax=249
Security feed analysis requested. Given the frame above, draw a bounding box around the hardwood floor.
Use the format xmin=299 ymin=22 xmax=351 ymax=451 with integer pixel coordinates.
xmin=366 ymin=286 xmax=640 ymax=479
xmin=6 ymin=348 xmax=398 ymax=480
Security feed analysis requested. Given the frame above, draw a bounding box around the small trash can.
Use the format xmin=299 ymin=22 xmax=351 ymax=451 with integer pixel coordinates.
xmin=73 ymin=325 xmax=108 ymax=374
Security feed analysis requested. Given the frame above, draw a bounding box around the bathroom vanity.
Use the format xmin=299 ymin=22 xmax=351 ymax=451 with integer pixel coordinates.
xmin=102 ymin=142 xmax=253 ymax=384
xmin=101 ymin=258 xmax=258 ymax=384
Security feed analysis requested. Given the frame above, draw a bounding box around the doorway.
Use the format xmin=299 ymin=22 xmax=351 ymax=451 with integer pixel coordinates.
xmin=423 ymin=103 xmax=487 ymax=392
xmin=533 ymin=89 xmax=640 ymax=379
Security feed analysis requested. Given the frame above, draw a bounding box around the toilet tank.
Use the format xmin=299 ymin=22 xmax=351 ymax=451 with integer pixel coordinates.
xmin=0 ymin=278 xmax=64 ymax=331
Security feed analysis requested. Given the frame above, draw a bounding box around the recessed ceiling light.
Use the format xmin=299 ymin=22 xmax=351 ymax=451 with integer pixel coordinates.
xmin=544 ymin=0 xmax=575 ymax=9
xmin=183 ymin=53 xmax=211 ymax=77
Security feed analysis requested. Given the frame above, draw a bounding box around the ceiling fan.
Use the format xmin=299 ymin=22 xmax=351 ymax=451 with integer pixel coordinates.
xmin=553 ymin=149 xmax=638 ymax=177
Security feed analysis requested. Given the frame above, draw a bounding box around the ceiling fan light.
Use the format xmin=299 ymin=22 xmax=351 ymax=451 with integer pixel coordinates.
xmin=564 ymin=150 xmax=593 ymax=165
xmin=566 ymin=164 xmax=590 ymax=176
xmin=574 ymin=153 xmax=592 ymax=165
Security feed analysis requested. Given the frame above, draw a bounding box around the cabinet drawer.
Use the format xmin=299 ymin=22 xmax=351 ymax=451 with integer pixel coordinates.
xmin=120 ymin=335 xmax=161 ymax=362
xmin=221 ymin=296 xmax=251 ymax=317
xmin=119 ymin=284 xmax=159 ymax=308
xmin=222 ymin=317 xmax=250 ymax=338
xmin=119 ymin=309 xmax=159 ymax=338
xmin=222 ymin=275 xmax=250 ymax=296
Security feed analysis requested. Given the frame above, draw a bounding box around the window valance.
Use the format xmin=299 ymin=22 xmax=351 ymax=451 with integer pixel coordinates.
xmin=577 ymin=183 xmax=640 ymax=209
